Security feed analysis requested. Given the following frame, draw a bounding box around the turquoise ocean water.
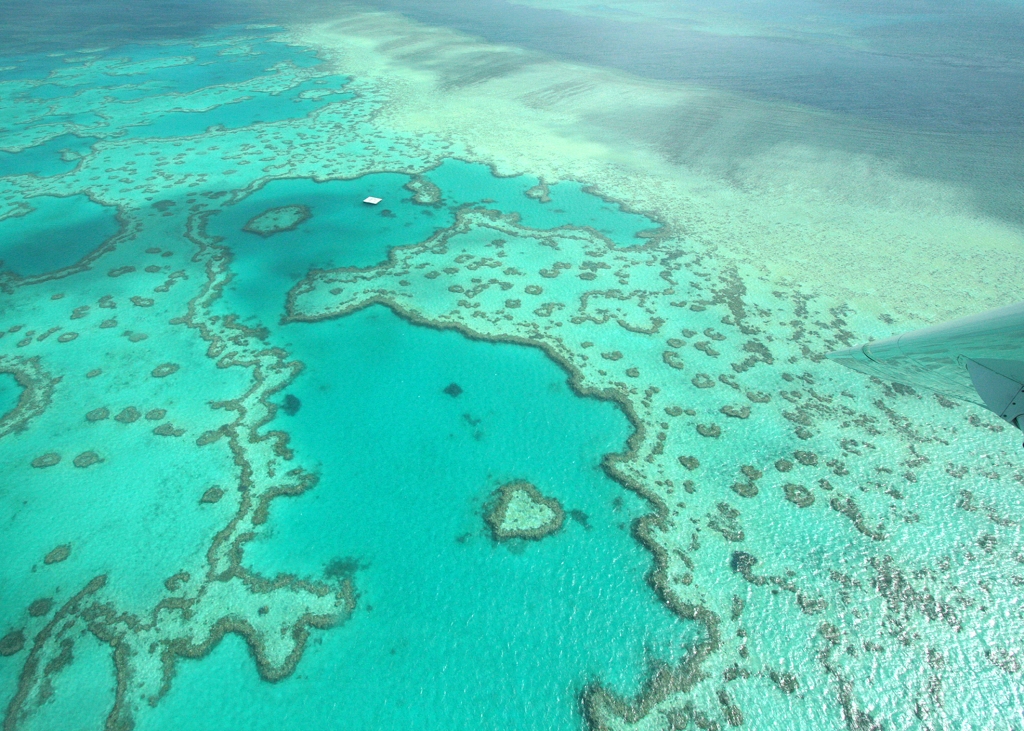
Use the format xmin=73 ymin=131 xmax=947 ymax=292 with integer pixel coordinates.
xmin=0 ymin=195 xmax=120 ymax=276
xmin=0 ymin=29 xmax=695 ymax=731
xmin=150 ymin=304 xmax=695 ymax=730
xmin=0 ymin=373 xmax=20 ymax=417
xmin=207 ymin=158 xmax=656 ymax=330
xmin=1 ymin=4 xmax=1022 ymax=731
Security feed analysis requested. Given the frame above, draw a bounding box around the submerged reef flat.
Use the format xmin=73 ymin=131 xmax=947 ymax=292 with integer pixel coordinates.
xmin=292 ymin=12 xmax=1024 ymax=324
xmin=286 ymin=205 xmax=1024 ymax=729
xmin=485 ymin=481 xmax=565 ymax=541
xmin=0 ymin=33 xmax=368 ymax=728
xmin=0 ymin=196 xmax=355 ymax=730
xmin=216 ymin=302 xmax=689 ymax=730
xmin=0 ymin=11 xmax=1021 ymax=731
xmin=0 ymin=356 xmax=58 ymax=438
xmin=282 ymin=14 xmax=1023 ymax=729
xmin=242 ymin=204 xmax=312 ymax=238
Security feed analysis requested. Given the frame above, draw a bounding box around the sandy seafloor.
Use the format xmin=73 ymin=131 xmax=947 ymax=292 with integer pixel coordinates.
xmin=1 ymin=1 xmax=1023 ymax=730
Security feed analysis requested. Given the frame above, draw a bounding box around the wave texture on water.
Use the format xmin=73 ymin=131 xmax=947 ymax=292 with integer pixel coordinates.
xmin=0 ymin=8 xmax=1022 ymax=731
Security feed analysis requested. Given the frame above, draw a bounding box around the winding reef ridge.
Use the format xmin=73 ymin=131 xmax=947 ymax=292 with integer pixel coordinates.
xmin=284 ymin=201 xmax=1024 ymax=729
xmin=1 ymin=7 xmax=1023 ymax=731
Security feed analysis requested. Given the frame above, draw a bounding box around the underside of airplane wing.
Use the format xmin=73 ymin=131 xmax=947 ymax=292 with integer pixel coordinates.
xmin=828 ymin=301 xmax=1024 ymax=434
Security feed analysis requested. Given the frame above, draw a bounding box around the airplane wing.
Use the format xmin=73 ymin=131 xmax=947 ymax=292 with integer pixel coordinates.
xmin=827 ymin=301 xmax=1024 ymax=433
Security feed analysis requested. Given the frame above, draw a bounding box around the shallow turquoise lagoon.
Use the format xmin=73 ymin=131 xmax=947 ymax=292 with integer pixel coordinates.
xmin=208 ymin=173 xmax=452 ymax=327
xmin=94 ymin=36 xmax=324 ymax=94
xmin=4 ymin=11 xmax=1017 ymax=730
xmin=0 ymin=54 xmax=65 ymax=82
xmin=212 ymin=160 xmax=661 ymax=330
xmin=0 ymin=134 xmax=95 ymax=178
xmin=123 ymin=75 xmax=352 ymax=140
xmin=1 ymin=33 xmax=336 ymax=152
xmin=144 ymin=304 xmax=696 ymax=731
xmin=423 ymin=159 xmax=659 ymax=242
xmin=19 ymin=34 xmax=322 ymax=97
xmin=9 ymin=632 xmax=115 ymax=731
xmin=0 ymin=194 xmax=119 ymax=276
xmin=0 ymin=373 xmax=20 ymax=419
